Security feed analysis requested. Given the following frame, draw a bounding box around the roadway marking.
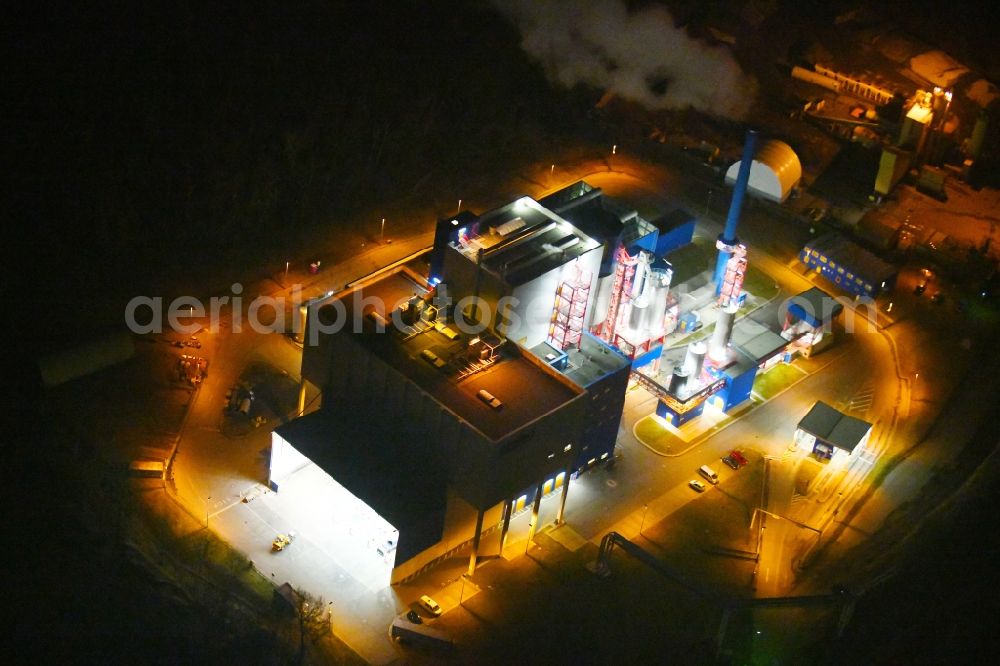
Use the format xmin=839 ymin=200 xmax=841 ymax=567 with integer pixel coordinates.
xmin=846 ymin=384 xmax=875 ymax=414
xmin=858 ymin=452 xmax=877 ymax=465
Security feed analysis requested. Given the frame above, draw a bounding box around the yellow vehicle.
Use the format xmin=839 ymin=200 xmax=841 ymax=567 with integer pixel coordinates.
xmin=272 ymin=531 xmax=296 ymax=551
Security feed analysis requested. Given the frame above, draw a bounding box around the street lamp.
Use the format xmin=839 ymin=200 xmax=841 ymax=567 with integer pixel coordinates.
xmin=380 ymin=218 xmax=386 ymax=244
xmin=639 ymin=503 xmax=649 ymax=537
xmin=459 ymin=573 xmax=471 ymax=605
xmin=284 ymin=261 xmax=289 ymax=285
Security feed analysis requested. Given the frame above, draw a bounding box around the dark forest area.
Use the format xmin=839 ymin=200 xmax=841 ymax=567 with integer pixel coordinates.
xmin=11 ymin=0 xmax=574 ymax=349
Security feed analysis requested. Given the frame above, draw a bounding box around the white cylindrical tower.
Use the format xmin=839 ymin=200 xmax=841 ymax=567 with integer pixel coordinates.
xmin=629 ymin=297 xmax=647 ymax=330
xmin=683 ymin=341 xmax=707 ymax=382
xmin=643 ymin=268 xmax=671 ymax=332
xmin=710 ymin=304 xmax=739 ymax=362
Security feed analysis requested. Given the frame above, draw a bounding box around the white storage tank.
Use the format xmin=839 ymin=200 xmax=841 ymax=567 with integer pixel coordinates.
xmin=643 ymin=268 xmax=672 ymax=332
xmin=683 ymin=341 xmax=707 ymax=381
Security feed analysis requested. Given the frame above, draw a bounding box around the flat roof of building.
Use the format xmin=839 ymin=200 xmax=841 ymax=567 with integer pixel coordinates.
xmin=537 ymin=180 xmax=595 ymax=211
xmin=548 ymin=190 xmax=627 ymax=243
xmin=797 ymin=401 xmax=872 ymax=451
xmin=787 ymin=287 xmax=844 ymax=329
xmin=651 ymin=208 xmax=697 ymax=234
xmin=654 ymin=306 xmax=788 ymax=388
xmin=323 ymin=267 xmax=583 ymax=442
xmin=731 ymin=316 xmax=789 ymax=364
xmin=802 ymin=233 xmax=898 ymax=284
xmin=621 ymin=214 xmax=658 ymax=250
xmin=452 ymin=197 xmax=602 ymax=287
xmin=530 ymin=333 xmax=631 ymax=388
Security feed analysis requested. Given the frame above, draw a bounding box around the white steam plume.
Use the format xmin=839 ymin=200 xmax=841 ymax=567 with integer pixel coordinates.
xmin=497 ymin=0 xmax=758 ymax=119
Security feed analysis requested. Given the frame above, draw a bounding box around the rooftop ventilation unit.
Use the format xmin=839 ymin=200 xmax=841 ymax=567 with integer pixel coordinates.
xmin=495 ymin=217 xmax=527 ymax=236
xmin=553 ymin=235 xmax=580 ymax=251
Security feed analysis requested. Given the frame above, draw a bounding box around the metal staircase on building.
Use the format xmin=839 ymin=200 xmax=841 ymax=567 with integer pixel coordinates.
xmin=548 ymin=264 xmax=592 ymax=350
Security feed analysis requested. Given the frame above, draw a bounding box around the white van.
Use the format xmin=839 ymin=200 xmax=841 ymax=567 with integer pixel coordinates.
xmin=418 ymin=595 xmax=442 ymax=616
xmin=698 ymin=465 xmax=719 ymax=485
xmin=477 ymin=389 xmax=503 ymax=409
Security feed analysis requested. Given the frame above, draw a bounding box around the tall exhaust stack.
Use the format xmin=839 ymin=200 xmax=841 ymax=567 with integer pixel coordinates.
xmin=715 ymin=130 xmax=758 ymax=294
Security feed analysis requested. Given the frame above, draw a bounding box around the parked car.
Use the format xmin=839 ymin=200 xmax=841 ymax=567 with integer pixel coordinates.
xmin=477 ymin=389 xmax=503 ymax=409
xmin=688 ymin=479 xmax=707 ymax=493
xmin=914 ymin=282 xmax=926 ymax=295
xmin=930 ymin=291 xmax=944 ymax=304
xmin=406 ymin=610 xmax=422 ymax=624
xmin=722 ymin=455 xmax=739 ymax=470
xmin=272 ymin=531 xmax=296 ymax=551
xmin=731 ymin=450 xmax=748 ymax=467
xmin=418 ymin=595 xmax=442 ymax=617
xmin=377 ymin=538 xmax=397 ymax=558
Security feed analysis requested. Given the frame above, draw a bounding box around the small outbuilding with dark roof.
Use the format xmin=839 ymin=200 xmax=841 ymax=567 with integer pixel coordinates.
xmin=795 ymin=401 xmax=873 ymax=462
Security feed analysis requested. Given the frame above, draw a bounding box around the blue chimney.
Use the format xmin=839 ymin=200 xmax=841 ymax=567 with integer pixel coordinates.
xmin=714 ymin=130 xmax=758 ymax=293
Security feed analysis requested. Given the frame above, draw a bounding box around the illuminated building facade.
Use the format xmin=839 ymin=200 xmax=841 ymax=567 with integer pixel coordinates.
xmin=434 ymin=195 xmax=604 ymax=349
xmin=275 ymin=265 xmax=587 ymax=584
xmin=799 ymin=233 xmax=898 ymax=299
xmin=781 ymin=287 xmax=845 ymax=358
xmin=795 ymin=401 xmax=872 ymax=464
xmin=432 ymin=194 xmax=633 ymax=467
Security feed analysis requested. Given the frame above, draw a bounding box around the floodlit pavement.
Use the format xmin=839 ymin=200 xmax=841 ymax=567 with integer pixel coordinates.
xmin=210 ymin=495 xmax=402 ymax=664
xmin=168 ymin=235 xmax=432 ymax=664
